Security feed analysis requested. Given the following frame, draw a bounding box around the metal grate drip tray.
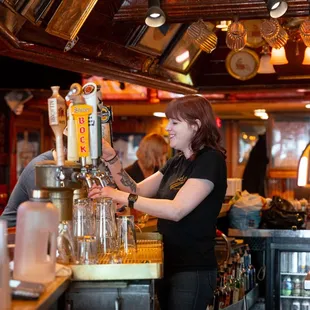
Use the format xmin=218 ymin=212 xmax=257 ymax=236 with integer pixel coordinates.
xmin=69 ymin=233 xmax=163 ymax=281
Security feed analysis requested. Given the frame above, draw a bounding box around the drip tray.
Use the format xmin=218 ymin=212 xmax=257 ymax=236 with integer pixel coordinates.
xmin=70 ymin=233 xmax=163 ymax=281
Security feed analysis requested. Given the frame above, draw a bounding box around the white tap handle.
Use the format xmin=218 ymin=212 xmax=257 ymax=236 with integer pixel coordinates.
xmin=82 ymin=82 xmax=98 ymax=160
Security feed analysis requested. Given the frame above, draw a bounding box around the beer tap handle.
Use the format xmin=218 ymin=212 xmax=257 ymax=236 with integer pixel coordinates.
xmin=48 ymin=86 xmax=67 ymax=166
xmin=70 ymin=95 xmax=92 ymax=159
xmin=96 ymin=85 xmax=103 ymax=159
xmin=97 ymin=114 xmax=102 ymax=159
xmin=83 ymin=82 xmax=99 ymax=165
xmin=101 ymin=105 xmax=113 ymax=146
xmin=65 ymin=83 xmax=82 ymax=102
xmin=66 ymin=102 xmax=78 ymax=161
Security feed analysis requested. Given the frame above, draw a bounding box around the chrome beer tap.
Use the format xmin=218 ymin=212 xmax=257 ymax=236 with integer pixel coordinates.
xmin=76 ymin=157 xmax=92 ymax=189
xmin=90 ymin=167 xmax=108 ymax=187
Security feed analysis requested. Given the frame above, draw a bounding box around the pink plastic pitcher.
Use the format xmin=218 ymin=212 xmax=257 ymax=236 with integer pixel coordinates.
xmin=0 ymin=219 xmax=11 ymax=309
xmin=14 ymin=189 xmax=59 ymax=283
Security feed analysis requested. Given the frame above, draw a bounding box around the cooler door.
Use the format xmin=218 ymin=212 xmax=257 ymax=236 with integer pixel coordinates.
xmin=279 ymin=250 xmax=310 ymax=310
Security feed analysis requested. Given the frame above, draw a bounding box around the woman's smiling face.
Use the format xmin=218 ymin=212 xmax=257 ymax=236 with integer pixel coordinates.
xmin=166 ymin=118 xmax=198 ymax=157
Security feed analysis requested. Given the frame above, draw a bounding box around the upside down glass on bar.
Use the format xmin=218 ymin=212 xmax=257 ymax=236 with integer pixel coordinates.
xmin=95 ymin=197 xmax=117 ymax=255
xmin=116 ymin=215 xmax=137 ymax=256
xmin=73 ymin=198 xmax=97 ymax=264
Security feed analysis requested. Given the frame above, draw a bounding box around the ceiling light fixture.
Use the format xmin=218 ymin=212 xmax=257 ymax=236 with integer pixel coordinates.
xmin=175 ymin=50 xmax=190 ymax=63
xmin=266 ymin=0 xmax=288 ymax=18
xmin=254 ymin=109 xmax=269 ymax=119
xmin=258 ymin=54 xmax=276 ymax=74
xmin=145 ymin=0 xmax=166 ymax=28
xmin=303 ymin=47 xmax=310 ymax=65
xmin=216 ymin=20 xmax=232 ymax=31
xmin=270 ymin=47 xmax=288 ymax=65
xmin=258 ymin=46 xmax=276 ymax=74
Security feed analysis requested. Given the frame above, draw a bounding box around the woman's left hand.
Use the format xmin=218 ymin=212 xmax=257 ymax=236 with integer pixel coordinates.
xmin=88 ymin=185 xmax=117 ymax=200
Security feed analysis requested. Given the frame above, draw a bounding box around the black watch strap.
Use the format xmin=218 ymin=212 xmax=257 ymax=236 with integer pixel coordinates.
xmin=128 ymin=193 xmax=138 ymax=209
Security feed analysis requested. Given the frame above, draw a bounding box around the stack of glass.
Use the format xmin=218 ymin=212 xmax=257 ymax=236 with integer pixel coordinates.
xmin=73 ymin=197 xmax=137 ymax=265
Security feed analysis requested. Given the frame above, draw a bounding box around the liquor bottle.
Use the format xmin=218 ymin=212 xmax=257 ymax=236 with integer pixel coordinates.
xmin=232 ymin=274 xmax=240 ymax=304
xmin=238 ymin=265 xmax=245 ymax=300
xmin=231 ymin=255 xmax=237 ymax=279
xmin=243 ymin=245 xmax=250 ymax=268
xmin=218 ymin=273 xmax=228 ymax=310
xmin=240 ymin=256 xmax=249 ymax=294
xmin=235 ymin=252 xmax=241 ymax=278
xmin=224 ymin=275 xmax=233 ymax=307
xmin=227 ymin=257 xmax=233 ymax=276
xmin=213 ymin=274 xmax=222 ymax=310
xmin=247 ymin=249 xmax=256 ymax=289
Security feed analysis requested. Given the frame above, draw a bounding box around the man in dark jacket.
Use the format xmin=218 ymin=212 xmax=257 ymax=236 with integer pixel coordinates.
xmin=242 ymin=133 xmax=269 ymax=197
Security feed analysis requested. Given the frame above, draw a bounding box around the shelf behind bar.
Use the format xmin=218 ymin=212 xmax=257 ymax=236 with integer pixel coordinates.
xmin=228 ymin=228 xmax=310 ymax=238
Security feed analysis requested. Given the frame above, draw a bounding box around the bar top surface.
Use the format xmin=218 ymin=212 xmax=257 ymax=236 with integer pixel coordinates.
xmin=11 ymin=275 xmax=71 ymax=310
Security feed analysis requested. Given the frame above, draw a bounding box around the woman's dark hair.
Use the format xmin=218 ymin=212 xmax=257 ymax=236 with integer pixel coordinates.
xmin=165 ymin=95 xmax=226 ymax=159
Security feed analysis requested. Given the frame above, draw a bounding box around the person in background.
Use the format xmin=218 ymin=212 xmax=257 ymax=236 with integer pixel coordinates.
xmin=125 ymin=133 xmax=168 ymax=222
xmin=242 ymin=133 xmax=269 ymax=197
xmin=125 ymin=133 xmax=168 ymax=183
xmin=0 ymin=136 xmax=68 ymax=227
xmin=89 ymin=95 xmax=227 ymax=310
xmin=125 ymin=132 xmax=169 ymax=182
xmin=0 ymin=149 xmax=55 ymax=227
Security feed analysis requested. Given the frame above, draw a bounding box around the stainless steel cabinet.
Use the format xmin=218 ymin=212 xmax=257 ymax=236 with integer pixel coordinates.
xmin=65 ymin=280 xmax=155 ymax=310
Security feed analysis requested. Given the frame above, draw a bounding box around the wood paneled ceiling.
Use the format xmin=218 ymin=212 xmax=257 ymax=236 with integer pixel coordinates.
xmin=1 ymin=0 xmax=310 ymax=118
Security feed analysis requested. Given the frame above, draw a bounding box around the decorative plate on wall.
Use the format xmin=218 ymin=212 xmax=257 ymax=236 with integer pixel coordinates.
xmin=242 ymin=19 xmax=265 ymax=48
xmin=225 ymin=48 xmax=259 ymax=81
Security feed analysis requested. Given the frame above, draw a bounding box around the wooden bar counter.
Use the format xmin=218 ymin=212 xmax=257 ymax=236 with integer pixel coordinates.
xmin=11 ymin=275 xmax=71 ymax=310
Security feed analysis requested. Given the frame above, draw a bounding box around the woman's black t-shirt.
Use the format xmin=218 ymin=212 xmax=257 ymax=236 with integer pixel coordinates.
xmin=157 ymin=147 xmax=227 ymax=274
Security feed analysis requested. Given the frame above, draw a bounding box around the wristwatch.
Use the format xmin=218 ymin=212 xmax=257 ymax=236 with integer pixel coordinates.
xmin=128 ymin=193 xmax=138 ymax=209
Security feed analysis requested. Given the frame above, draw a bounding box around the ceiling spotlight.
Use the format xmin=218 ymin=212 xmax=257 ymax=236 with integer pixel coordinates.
xmin=266 ymin=0 xmax=288 ymax=19
xmin=145 ymin=0 xmax=166 ymax=28
xmin=153 ymin=112 xmax=166 ymax=118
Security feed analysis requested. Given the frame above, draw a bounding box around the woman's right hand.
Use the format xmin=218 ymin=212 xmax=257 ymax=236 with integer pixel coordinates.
xmin=101 ymin=138 xmax=117 ymax=161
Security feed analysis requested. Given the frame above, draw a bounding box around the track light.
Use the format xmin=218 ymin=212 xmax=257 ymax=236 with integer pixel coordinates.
xmin=145 ymin=0 xmax=166 ymax=28
xmin=266 ymin=0 xmax=288 ymax=18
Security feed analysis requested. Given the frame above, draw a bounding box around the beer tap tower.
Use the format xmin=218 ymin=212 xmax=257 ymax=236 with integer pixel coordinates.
xmin=34 ymin=82 xmax=115 ymax=263
xmin=35 ymin=86 xmax=82 ymax=263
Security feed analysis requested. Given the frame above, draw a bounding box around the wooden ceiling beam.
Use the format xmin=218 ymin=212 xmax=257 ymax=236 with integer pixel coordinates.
xmin=114 ymin=0 xmax=310 ymax=23
xmin=0 ymin=22 xmax=196 ymax=94
xmin=95 ymin=101 xmax=310 ymax=118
